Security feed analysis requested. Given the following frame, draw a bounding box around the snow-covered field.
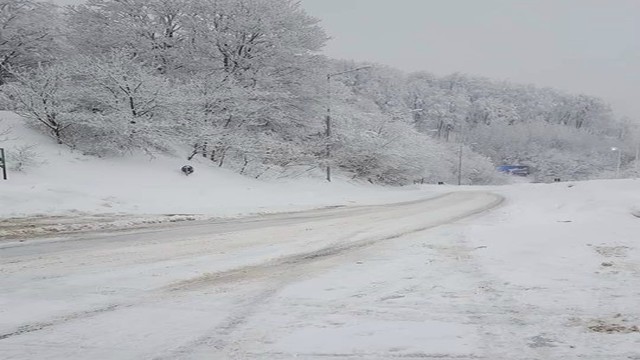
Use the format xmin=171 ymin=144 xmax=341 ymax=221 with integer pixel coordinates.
xmin=2 ymin=112 xmax=640 ymax=359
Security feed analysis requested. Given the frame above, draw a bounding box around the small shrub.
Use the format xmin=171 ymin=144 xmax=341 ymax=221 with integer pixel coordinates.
xmin=8 ymin=144 xmax=43 ymax=172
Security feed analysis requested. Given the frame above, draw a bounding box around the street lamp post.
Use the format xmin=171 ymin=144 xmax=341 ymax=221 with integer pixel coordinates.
xmin=325 ymin=66 xmax=372 ymax=182
xmin=611 ymin=147 xmax=622 ymax=178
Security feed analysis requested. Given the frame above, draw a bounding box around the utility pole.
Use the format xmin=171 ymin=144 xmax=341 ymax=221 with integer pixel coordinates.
xmin=457 ymin=143 xmax=463 ymax=186
xmin=611 ymin=147 xmax=622 ymax=178
xmin=616 ymin=147 xmax=622 ymax=178
xmin=457 ymin=121 xmax=466 ymax=186
xmin=456 ymin=121 xmax=477 ymax=185
xmin=325 ymin=66 xmax=371 ymax=182
xmin=325 ymin=73 xmax=332 ymax=182
xmin=635 ymin=143 xmax=639 ymax=177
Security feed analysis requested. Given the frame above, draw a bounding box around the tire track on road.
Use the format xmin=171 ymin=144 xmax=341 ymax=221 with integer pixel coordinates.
xmin=0 ymin=192 xmax=503 ymax=349
xmin=155 ymin=193 xmax=504 ymax=359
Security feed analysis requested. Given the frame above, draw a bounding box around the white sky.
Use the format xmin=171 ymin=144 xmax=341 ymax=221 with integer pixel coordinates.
xmin=49 ymin=0 xmax=639 ymax=119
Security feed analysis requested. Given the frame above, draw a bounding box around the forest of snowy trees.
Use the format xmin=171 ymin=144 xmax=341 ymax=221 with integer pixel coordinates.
xmin=1 ymin=0 xmax=638 ymax=184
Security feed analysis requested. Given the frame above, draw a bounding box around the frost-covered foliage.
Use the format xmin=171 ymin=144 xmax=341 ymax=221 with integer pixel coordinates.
xmin=2 ymin=64 xmax=71 ymax=144
xmin=0 ymin=0 xmax=63 ymax=85
xmin=469 ymin=122 xmax=616 ymax=181
xmin=400 ymin=71 xmax=627 ymax=181
xmin=328 ymin=61 xmax=630 ymax=182
xmin=325 ymin=79 xmax=506 ymax=185
xmin=0 ymin=0 xmax=635 ymax=184
xmin=65 ymin=53 xmax=183 ymax=155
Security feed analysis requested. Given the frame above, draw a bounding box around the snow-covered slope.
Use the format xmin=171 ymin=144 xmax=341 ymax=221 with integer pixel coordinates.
xmin=0 ymin=112 xmax=429 ymax=219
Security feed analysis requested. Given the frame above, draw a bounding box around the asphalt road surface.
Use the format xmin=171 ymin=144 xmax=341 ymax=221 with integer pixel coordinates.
xmin=0 ymin=191 xmax=503 ymax=359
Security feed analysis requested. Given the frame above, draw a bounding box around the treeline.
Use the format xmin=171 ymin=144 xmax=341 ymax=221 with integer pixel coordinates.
xmin=333 ymin=65 xmax=634 ymax=181
xmin=0 ymin=0 xmax=635 ymax=184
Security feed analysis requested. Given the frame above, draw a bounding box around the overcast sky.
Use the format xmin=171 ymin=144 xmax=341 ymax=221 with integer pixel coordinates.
xmin=49 ymin=0 xmax=639 ymax=119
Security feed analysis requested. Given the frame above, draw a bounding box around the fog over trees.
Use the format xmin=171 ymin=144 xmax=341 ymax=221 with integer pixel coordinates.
xmin=1 ymin=0 xmax=637 ymax=184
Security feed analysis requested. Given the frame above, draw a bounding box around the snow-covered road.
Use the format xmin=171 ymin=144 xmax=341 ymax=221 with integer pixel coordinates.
xmin=2 ymin=184 xmax=639 ymax=360
xmin=0 ymin=191 xmax=502 ymax=359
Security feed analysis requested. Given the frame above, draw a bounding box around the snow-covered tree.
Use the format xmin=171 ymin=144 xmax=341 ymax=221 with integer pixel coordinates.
xmin=1 ymin=64 xmax=71 ymax=143
xmin=64 ymin=52 xmax=183 ymax=154
xmin=185 ymin=0 xmax=326 ymax=82
xmin=66 ymin=0 xmax=191 ymax=75
xmin=0 ymin=0 xmax=62 ymax=85
xmin=0 ymin=0 xmax=632 ymax=184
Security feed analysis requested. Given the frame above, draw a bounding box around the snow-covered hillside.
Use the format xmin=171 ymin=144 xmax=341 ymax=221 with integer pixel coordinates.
xmin=0 ymin=111 xmax=429 ymax=219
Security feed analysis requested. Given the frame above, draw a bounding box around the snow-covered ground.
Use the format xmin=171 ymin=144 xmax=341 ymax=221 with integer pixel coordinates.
xmin=2 ymin=112 xmax=640 ymax=359
xmin=461 ymin=180 xmax=640 ymax=358
xmin=1 ymin=180 xmax=639 ymax=359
